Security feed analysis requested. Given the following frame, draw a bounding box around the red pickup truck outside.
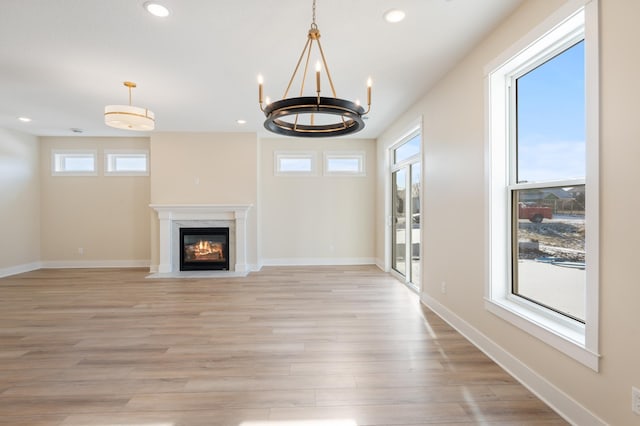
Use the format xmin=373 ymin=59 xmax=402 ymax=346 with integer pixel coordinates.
xmin=518 ymin=203 xmax=553 ymax=223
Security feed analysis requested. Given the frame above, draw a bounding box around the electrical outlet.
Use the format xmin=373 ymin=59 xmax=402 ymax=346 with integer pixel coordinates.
xmin=441 ymin=281 xmax=447 ymax=294
xmin=78 ymin=247 xmax=84 ymax=256
xmin=632 ymin=386 xmax=640 ymax=415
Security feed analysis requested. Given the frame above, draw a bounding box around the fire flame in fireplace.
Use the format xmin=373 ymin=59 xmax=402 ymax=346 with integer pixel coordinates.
xmin=195 ymin=240 xmax=221 ymax=257
xmin=194 ymin=240 xmax=222 ymax=257
xmin=185 ymin=239 xmax=224 ymax=262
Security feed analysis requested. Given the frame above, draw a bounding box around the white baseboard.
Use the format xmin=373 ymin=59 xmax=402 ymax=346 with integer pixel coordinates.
xmin=248 ymin=263 xmax=262 ymax=272
xmin=40 ymin=260 xmax=151 ymax=269
xmin=421 ymin=294 xmax=607 ymax=426
xmin=0 ymin=262 xmax=42 ymax=278
xmin=261 ymin=257 xmax=376 ymax=266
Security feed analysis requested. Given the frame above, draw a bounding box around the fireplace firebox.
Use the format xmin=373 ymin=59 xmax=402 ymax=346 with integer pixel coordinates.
xmin=179 ymin=227 xmax=229 ymax=271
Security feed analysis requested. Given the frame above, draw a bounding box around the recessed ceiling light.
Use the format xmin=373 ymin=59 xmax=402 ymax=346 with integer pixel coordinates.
xmin=144 ymin=2 xmax=170 ymax=18
xmin=236 ymin=119 xmax=247 ymax=125
xmin=18 ymin=116 xmax=31 ymax=122
xmin=384 ymin=9 xmax=406 ymax=23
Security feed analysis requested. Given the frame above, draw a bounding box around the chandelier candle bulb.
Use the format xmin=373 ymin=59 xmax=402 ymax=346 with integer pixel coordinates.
xmin=316 ymin=61 xmax=321 ymax=93
xmin=367 ymin=78 xmax=372 ymax=106
xmin=257 ymin=75 xmax=264 ymax=104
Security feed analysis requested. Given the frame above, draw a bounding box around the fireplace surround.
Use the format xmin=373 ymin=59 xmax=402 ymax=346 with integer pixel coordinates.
xmin=150 ymin=204 xmax=252 ymax=277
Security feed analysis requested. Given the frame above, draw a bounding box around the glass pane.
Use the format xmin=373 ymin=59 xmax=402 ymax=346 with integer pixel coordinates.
xmin=512 ymin=185 xmax=586 ymax=321
xmin=394 ymin=133 xmax=420 ymax=164
xmin=280 ymin=158 xmax=311 ymax=172
xmin=113 ymin=155 xmax=147 ymax=172
xmin=392 ymin=169 xmax=406 ymax=276
xmin=327 ymin=157 xmax=360 ymax=173
xmin=516 ymin=41 xmax=585 ymax=183
xmin=62 ymin=155 xmax=94 ymax=172
xmin=410 ymin=163 xmax=421 ymax=287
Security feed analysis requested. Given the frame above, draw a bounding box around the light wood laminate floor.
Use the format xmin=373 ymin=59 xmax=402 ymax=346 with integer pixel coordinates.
xmin=0 ymin=266 xmax=567 ymax=425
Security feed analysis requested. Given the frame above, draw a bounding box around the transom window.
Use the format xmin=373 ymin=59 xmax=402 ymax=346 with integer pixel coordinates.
xmin=105 ymin=150 xmax=149 ymax=176
xmin=393 ymin=133 xmax=420 ymax=164
xmin=324 ymin=152 xmax=365 ymax=176
xmin=274 ymin=151 xmax=317 ymax=176
xmin=51 ymin=150 xmax=97 ymax=176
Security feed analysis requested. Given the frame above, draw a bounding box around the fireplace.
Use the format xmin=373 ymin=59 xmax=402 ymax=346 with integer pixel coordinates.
xmin=150 ymin=204 xmax=251 ymax=276
xmin=179 ymin=227 xmax=229 ymax=271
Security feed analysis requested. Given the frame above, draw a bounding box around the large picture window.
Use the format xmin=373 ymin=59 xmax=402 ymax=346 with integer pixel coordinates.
xmin=486 ymin=1 xmax=599 ymax=370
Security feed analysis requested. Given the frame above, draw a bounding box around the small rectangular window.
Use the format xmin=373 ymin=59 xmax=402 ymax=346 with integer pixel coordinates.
xmin=324 ymin=152 xmax=365 ymax=176
xmin=274 ymin=151 xmax=317 ymax=176
xmin=51 ymin=150 xmax=97 ymax=176
xmin=105 ymin=150 xmax=149 ymax=176
xmin=393 ymin=133 xmax=420 ymax=164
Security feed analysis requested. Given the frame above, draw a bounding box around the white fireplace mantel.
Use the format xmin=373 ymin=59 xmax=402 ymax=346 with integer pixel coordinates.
xmin=150 ymin=204 xmax=252 ymax=277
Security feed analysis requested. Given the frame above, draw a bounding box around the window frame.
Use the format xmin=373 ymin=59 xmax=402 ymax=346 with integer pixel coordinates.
xmin=51 ymin=149 xmax=98 ymax=176
xmin=389 ymin=124 xmax=422 ymax=290
xmin=485 ymin=0 xmax=599 ymax=371
xmin=323 ymin=151 xmax=366 ymax=176
xmin=392 ymin=131 xmax=421 ymax=167
xmin=104 ymin=149 xmax=150 ymax=176
xmin=274 ymin=151 xmax=317 ymax=176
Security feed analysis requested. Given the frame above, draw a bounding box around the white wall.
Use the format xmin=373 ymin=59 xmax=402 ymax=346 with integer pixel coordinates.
xmin=39 ymin=137 xmax=151 ymax=266
xmin=376 ymin=0 xmax=640 ymax=424
xmin=3 ymin=129 xmax=375 ymax=272
xmin=0 ymin=129 xmax=40 ymax=276
xmin=149 ymin=132 xmax=259 ymax=270
xmin=260 ymin=137 xmax=376 ymax=265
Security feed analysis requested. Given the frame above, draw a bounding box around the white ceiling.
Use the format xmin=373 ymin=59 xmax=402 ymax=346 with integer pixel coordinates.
xmin=0 ymin=0 xmax=523 ymax=139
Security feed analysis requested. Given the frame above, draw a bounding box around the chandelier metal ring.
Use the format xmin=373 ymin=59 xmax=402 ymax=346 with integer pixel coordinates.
xmin=263 ymin=96 xmax=365 ymax=137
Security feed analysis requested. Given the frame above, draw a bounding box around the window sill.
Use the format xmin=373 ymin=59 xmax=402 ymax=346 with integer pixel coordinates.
xmin=104 ymin=171 xmax=149 ymax=177
xmin=485 ymin=297 xmax=599 ymax=371
xmin=51 ymin=171 xmax=98 ymax=177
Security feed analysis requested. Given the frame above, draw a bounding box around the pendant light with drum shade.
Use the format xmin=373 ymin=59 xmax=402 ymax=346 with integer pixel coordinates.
xmin=104 ymin=81 xmax=155 ymax=131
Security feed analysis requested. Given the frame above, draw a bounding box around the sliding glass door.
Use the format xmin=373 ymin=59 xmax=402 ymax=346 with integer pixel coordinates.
xmin=392 ymin=169 xmax=407 ymax=276
xmin=391 ymin=132 xmax=421 ymax=290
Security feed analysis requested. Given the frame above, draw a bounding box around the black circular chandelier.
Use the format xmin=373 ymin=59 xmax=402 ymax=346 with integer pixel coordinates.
xmin=258 ymin=0 xmax=371 ymax=138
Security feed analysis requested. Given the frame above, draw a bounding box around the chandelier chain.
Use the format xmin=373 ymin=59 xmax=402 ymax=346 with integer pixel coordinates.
xmin=312 ymin=0 xmax=316 ymax=25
